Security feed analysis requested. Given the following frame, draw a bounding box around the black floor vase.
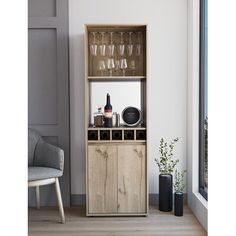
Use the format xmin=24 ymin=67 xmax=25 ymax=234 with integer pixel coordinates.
xmin=159 ymin=174 xmax=173 ymax=212
xmin=174 ymin=192 xmax=183 ymax=216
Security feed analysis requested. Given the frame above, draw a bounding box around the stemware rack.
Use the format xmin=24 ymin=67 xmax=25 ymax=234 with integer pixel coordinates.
xmin=86 ymin=26 xmax=146 ymax=77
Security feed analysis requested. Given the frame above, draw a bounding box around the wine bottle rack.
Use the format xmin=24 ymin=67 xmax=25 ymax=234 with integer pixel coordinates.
xmin=136 ymin=130 xmax=146 ymax=140
xmin=100 ymin=130 xmax=110 ymax=140
xmin=124 ymin=130 xmax=134 ymax=140
xmin=112 ymin=130 xmax=122 ymax=140
xmin=88 ymin=130 xmax=98 ymax=140
xmin=87 ymin=127 xmax=146 ymax=142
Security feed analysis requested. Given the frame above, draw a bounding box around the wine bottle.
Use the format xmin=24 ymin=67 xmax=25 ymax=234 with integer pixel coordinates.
xmin=104 ymin=93 xmax=112 ymax=127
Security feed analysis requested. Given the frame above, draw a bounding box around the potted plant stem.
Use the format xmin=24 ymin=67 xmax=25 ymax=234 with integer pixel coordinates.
xmin=155 ymin=138 xmax=179 ymax=212
xmin=174 ymin=169 xmax=186 ymax=216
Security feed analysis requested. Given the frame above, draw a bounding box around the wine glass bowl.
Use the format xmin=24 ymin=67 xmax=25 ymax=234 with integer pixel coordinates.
xmin=90 ymin=32 xmax=97 ymax=56
xmin=117 ymin=32 xmax=125 ymax=57
xmin=127 ymin=44 xmax=133 ymax=57
xmin=98 ymin=60 xmax=106 ymax=76
xmin=107 ymin=58 xmax=115 ymax=76
xmin=114 ymin=60 xmax=120 ymax=76
xmin=129 ymin=60 xmax=136 ymax=76
xmin=136 ymin=32 xmax=142 ymax=56
xmin=99 ymin=32 xmax=106 ymax=56
xmin=127 ymin=32 xmax=133 ymax=57
xmin=107 ymin=44 xmax=115 ymax=57
xmin=107 ymin=32 xmax=115 ymax=57
xmin=120 ymin=58 xmax=128 ymax=76
xmin=136 ymin=44 xmax=141 ymax=56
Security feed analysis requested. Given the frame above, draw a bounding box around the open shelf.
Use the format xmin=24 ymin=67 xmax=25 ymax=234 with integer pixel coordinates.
xmin=88 ymin=125 xmax=146 ymax=130
xmin=86 ymin=25 xmax=146 ymax=77
xmin=87 ymin=76 xmax=146 ymax=81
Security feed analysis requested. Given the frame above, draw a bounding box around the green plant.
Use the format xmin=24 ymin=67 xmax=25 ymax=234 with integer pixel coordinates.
xmin=174 ymin=169 xmax=187 ymax=193
xmin=155 ymin=138 xmax=179 ymax=175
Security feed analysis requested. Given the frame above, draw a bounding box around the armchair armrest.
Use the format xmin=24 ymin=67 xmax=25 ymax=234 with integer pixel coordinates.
xmin=34 ymin=139 xmax=64 ymax=171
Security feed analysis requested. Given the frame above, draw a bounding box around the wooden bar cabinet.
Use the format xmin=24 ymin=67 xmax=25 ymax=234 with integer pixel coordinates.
xmin=85 ymin=24 xmax=148 ymax=216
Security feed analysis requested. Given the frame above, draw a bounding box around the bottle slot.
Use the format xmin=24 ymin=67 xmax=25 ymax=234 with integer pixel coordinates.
xmin=136 ymin=130 xmax=146 ymax=140
xmin=124 ymin=130 xmax=134 ymax=140
xmin=88 ymin=130 xmax=98 ymax=140
xmin=112 ymin=130 xmax=122 ymax=140
xmin=100 ymin=130 xmax=110 ymax=140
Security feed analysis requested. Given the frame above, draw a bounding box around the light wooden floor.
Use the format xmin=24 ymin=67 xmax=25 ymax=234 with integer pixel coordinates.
xmin=28 ymin=205 xmax=207 ymax=236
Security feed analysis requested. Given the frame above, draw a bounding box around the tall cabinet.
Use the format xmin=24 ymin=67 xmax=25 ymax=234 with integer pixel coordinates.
xmin=85 ymin=25 xmax=148 ymax=216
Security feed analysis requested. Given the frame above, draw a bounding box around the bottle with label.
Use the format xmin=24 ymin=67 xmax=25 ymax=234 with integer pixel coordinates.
xmin=93 ymin=107 xmax=103 ymax=127
xmin=104 ymin=93 xmax=112 ymax=127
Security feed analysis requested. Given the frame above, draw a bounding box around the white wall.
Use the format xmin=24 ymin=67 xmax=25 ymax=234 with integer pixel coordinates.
xmin=69 ymin=0 xmax=187 ymax=195
xmin=187 ymin=0 xmax=207 ymax=230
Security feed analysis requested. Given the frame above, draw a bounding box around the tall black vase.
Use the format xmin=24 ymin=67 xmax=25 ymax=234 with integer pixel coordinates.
xmin=174 ymin=192 xmax=183 ymax=216
xmin=159 ymin=174 xmax=173 ymax=212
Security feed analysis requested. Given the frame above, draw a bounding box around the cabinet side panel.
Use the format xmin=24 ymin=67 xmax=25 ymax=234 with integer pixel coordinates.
xmin=88 ymin=145 xmax=117 ymax=213
xmin=118 ymin=145 xmax=146 ymax=213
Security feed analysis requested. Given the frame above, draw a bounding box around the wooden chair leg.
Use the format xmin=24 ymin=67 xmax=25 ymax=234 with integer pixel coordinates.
xmin=36 ymin=186 xmax=40 ymax=209
xmin=55 ymin=178 xmax=65 ymax=223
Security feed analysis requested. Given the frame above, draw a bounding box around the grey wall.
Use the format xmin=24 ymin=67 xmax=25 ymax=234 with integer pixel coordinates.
xmin=28 ymin=0 xmax=70 ymax=206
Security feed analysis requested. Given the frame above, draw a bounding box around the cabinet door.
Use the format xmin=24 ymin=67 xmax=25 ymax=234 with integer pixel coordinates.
xmin=118 ymin=145 xmax=146 ymax=213
xmin=88 ymin=145 xmax=117 ymax=214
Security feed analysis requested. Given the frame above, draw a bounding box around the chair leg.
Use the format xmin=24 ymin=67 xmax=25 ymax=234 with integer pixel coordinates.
xmin=55 ymin=178 xmax=65 ymax=223
xmin=36 ymin=186 xmax=40 ymax=209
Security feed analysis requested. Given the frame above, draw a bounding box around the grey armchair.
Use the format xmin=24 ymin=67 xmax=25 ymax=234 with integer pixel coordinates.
xmin=28 ymin=128 xmax=65 ymax=223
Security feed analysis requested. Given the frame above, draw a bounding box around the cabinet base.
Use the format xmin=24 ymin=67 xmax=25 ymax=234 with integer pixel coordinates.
xmin=86 ymin=212 xmax=148 ymax=217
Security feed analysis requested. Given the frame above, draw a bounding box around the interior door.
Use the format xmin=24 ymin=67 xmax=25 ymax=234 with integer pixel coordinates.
xmin=28 ymin=0 xmax=70 ymax=206
xmin=118 ymin=145 xmax=146 ymax=213
xmin=88 ymin=145 xmax=117 ymax=214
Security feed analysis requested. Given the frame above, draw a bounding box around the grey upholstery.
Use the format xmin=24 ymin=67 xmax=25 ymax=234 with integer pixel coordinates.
xmin=28 ymin=167 xmax=63 ymax=181
xmin=28 ymin=128 xmax=64 ymax=181
xmin=34 ymin=139 xmax=64 ymax=171
xmin=28 ymin=129 xmax=41 ymax=166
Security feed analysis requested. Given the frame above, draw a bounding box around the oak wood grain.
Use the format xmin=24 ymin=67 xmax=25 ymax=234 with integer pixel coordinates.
xmin=118 ymin=145 xmax=146 ymax=213
xmin=88 ymin=145 xmax=117 ymax=214
xmin=28 ymin=205 xmax=207 ymax=236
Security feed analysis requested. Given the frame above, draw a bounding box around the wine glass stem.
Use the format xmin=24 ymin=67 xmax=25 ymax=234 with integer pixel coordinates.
xmin=109 ymin=70 xmax=112 ymax=76
xmin=123 ymin=69 xmax=125 ymax=76
xmin=93 ymin=32 xmax=96 ymax=44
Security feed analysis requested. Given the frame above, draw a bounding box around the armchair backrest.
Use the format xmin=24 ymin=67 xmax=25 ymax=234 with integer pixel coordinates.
xmin=28 ymin=128 xmax=41 ymax=166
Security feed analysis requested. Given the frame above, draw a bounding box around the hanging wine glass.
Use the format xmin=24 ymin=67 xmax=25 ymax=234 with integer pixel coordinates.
xmin=98 ymin=60 xmax=106 ymax=76
xmin=107 ymin=32 xmax=115 ymax=57
xmin=136 ymin=31 xmax=142 ymax=56
xmin=99 ymin=32 xmax=106 ymax=56
xmin=90 ymin=32 xmax=97 ymax=56
xmin=114 ymin=59 xmax=120 ymax=75
xmin=117 ymin=32 xmax=125 ymax=57
xmin=127 ymin=32 xmax=133 ymax=57
xmin=120 ymin=58 xmax=127 ymax=76
xmin=129 ymin=60 xmax=136 ymax=76
xmin=107 ymin=58 xmax=115 ymax=76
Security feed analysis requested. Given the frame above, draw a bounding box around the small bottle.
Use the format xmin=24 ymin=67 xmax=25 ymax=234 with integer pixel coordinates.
xmin=104 ymin=93 xmax=112 ymax=127
xmin=93 ymin=107 xmax=103 ymax=127
xmin=112 ymin=112 xmax=117 ymax=127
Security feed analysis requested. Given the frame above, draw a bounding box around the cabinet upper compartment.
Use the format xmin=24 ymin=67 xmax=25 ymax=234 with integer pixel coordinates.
xmin=85 ymin=25 xmax=147 ymax=78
